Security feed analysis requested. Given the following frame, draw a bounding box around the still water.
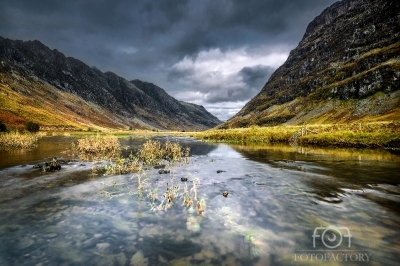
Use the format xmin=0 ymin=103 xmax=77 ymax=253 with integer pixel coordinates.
xmin=0 ymin=136 xmax=399 ymax=265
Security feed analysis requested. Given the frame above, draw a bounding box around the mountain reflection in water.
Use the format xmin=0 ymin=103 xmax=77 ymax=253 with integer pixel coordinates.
xmin=0 ymin=137 xmax=399 ymax=265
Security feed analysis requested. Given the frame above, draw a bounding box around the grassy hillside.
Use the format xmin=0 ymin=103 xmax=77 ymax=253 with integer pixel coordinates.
xmin=0 ymin=72 xmax=142 ymax=131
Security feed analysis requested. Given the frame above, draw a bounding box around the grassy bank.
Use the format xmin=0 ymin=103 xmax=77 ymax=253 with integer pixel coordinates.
xmin=194 ymin=122 xmax=400 ymax=149
xmin=195 ymin=126 xmax=297 ymax=143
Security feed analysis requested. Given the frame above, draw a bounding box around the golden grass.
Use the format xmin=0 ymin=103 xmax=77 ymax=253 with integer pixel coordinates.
xmin=194 ymin=125 xmax=299 ymax=143
xmin=0 ymin=131 xmax=39 ymax=149
xmin=137 ymin=139 xmax=190 ymax=166
xmin=72 ymin=134 xmax=121 ymax=160
xmin=73 ymin=135 xmax=190 ymax=175
xmin=194 ymin=122 xmax=400 ymax=149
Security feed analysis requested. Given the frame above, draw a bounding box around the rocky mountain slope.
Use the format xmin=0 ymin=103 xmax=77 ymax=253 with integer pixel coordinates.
xmin=222 ymin=0 xmax=400 ymax=128
xmin=0 ymin=37 xmax=221 ymax=131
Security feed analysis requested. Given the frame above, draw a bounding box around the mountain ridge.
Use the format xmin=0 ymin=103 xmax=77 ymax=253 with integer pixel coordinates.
xmin=0 ymin=36 xmax=221 ymax=131
xmin=222 ymin=0 xmax=400 ymax=128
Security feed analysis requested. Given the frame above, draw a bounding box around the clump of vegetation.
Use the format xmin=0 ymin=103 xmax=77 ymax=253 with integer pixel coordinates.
xmin=72 ymin=134 xmax=121 ymax=160
xmin=137 ymin=139 xmax=164 ymax=166
xmin=104 ymin=152 xmax=141 ymax=175
xmin=25 ymin=121 xmax=40 ymax=133
xmin=147 ymin=176 xmax=204 ymax=214
xmin=95 ymin=138 xmax=202 ymax=215
xmin=137 ymin=139 xmax=190 ymax=166
xmin=0 ymin=131 xmax=38 ymax=149
xmin=73 ymin=137 xmax=191 ymax=173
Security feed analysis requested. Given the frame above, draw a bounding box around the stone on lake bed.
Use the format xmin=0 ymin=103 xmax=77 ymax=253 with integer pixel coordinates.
xmin=115 ymin=252 xmax=127 ymax=265
xmin=16 ymin=237 xmax=34 ymax=250
xmin=130 ymin=250 xmax=148 ymax=266
xmin=96 ymin=242 xmax=110 ymax=250
xmin=158 ymin=169 xmax=170 ymax=174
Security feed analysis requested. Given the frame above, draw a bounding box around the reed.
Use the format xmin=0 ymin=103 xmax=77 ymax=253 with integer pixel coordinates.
xmin=137 ymin=139 xmax=190 ymax=166
xmin=72 ymin=134 xmax=121 ymax=160
xmin=0 ymin=131 xmax=38 ymax=149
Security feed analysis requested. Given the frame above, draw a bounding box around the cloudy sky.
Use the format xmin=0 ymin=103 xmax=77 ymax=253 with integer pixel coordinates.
xmin=0 ymin=0 xmax=337 ymax=121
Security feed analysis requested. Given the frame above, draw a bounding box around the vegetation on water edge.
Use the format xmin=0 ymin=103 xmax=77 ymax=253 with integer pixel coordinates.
xmin=0 ymin=131 xmax=39 ymax=149
xmin=75 ymin=135 xmax=200 ymax=215
xmin=73 ymin=136 xmax=190 ymax=173
xmin=195 ymin=126 xmax=298 ymax=143
xmin=195 ymin=122 xmax=400 ymax=149
xmin=72 ymin=134 xmax=122 ymax=160
xmin=137 ymin=139 xmax=190 ymax=166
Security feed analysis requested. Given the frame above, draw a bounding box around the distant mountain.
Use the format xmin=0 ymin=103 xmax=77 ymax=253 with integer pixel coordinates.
xmin=222 ymin=0 xmax=400 ymax=128
xmin=0 ymin=37 xmax=221 ymax=131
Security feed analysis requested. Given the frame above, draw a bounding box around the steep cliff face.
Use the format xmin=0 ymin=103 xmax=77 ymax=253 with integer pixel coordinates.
xmin=0 ymin=37 xmax=221 ymax=130
xmin=223 ymin=0 xmax=400 ymax=128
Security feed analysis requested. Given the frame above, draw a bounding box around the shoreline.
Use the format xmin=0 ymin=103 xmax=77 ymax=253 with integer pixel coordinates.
xmin=192 ymin=122 xmax=400 ymax=150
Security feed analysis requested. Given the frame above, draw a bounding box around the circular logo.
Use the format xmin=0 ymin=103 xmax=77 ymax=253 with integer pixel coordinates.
xmin=321 ymin=228 xmax=343 ymax=248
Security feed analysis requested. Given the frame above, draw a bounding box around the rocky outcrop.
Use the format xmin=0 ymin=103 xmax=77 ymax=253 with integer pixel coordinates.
xmin=0 ymin=37 xmax=221 ymax=130
xmin=223 ymin=0 xmax=400 ymax=128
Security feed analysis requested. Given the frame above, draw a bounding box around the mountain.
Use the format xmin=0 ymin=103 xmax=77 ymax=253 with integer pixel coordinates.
xmin=0 ymin=37 xmax=221 ymax=131
xmin=222 ymin=0 xmax=400 ymax=128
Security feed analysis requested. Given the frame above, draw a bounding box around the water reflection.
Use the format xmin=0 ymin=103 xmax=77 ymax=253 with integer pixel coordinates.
xmin=0 ymin=139 xmax=399 ymax=265
xmin=0 ymin=136 xmax=75 ymax=169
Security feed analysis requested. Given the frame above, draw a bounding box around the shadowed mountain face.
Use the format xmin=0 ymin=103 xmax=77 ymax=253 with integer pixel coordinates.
xmin=223 ymin=0 xmax=400 ymax=128
xmin=0 ymin=37 xmax=221 ymax=131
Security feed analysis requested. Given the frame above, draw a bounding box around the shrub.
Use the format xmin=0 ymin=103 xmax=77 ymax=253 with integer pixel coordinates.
xmin=25 ymin=121 xmax=40 ymax=133
xmin=0 ymin=121 xmax=6 ymax=132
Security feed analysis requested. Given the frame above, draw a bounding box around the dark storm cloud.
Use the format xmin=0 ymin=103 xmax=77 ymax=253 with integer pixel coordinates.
xmin=203 ymin=65 xmax=275 ymax=104
xmin=167 ymin=66 xmax=196 ymax=82
xmin=0 ymin=0 xmax=338 ymax=120
xmin=205 ymin=86 xmax=259 ymax=104
xmin=239 ymin=65 xmax=275 ymax=89
xmin=0 ymin=0 xmax=337 ymax=68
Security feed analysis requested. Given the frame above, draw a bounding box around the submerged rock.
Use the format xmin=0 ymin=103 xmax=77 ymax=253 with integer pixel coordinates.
xmin=158 ymin=169 xmax=170 ymax=174
xmin=130 ymin=250 xmax=148 ymax=266
xmin=16 ymin=237 xmax=34 ymax=250
xmin=32 ymin=157 xmax=63 ymax=172
xmin=96 ymin=242 xmax=110 ymax=250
